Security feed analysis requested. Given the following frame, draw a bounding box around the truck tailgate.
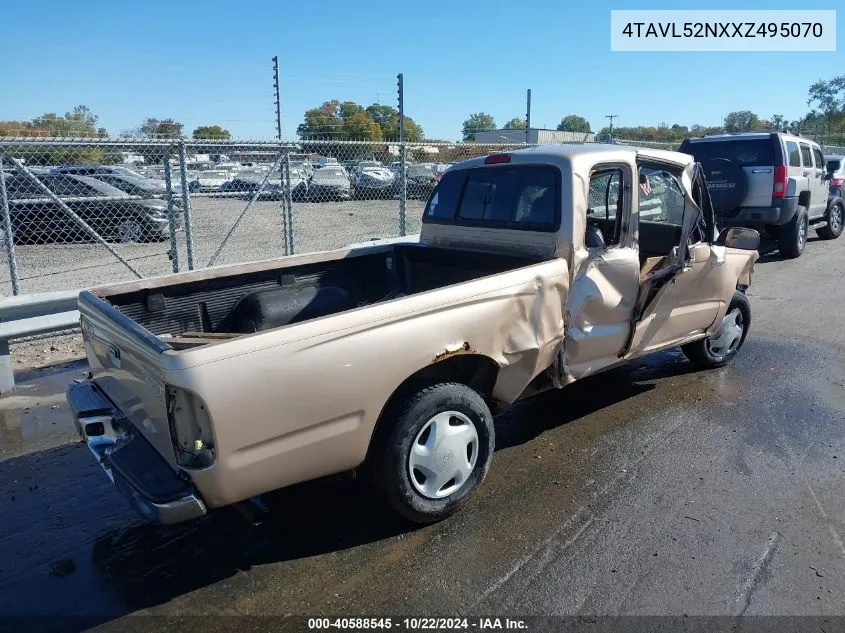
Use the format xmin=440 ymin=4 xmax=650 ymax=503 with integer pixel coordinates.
xmin=78 ymin=290 xmax=177 ymax=465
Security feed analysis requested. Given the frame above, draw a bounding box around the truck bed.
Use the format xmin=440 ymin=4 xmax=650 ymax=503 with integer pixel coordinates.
xmin=95 ymin=244 xmax=542 ymax=347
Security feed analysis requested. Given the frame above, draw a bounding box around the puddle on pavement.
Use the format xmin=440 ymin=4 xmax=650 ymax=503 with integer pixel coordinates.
xmin=0 ymin=360 xmax=88 ymax=461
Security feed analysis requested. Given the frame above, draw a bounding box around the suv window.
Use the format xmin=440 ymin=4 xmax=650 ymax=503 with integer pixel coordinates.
xmin=638 ymin=167 xmax=685 ymax=224
xmin=812 ymin=147 xmax=825 ymax=170
xmin=425 ymin=165 xmax=559 ymax=231
xmin=680 ymin=138 xmax=775 ymax=167
xmin=800 ymin=143 xmax=812 ymax=167
xmin=786 ymin=141 xmax=801 ymax=167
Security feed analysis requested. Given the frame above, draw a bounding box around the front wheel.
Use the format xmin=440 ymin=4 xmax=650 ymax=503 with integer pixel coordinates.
xmin=681 ymin=291 xmax=751 ymax=369
xmin=817 ymin=198 xmax=844 ymax=240
xmin=379 ymin=382 xmax=494 ymax=523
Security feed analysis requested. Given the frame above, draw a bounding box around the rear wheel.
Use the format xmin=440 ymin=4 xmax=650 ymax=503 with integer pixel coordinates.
xmin=778 ymin=206 xmax=808 ymax=258
xmin=378 ymin=382 xmax=494 ymax=524
xmin=817 ymin=198 xmax=844 ymax=240
xmin=682 ymin=291 xmax=751 ymax=369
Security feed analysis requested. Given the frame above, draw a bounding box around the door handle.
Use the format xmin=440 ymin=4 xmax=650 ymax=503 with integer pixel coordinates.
xmin=803 ymin=171 xmax=810 ymax=177
xmin=751 ymin=168 xmax=772 ymax=174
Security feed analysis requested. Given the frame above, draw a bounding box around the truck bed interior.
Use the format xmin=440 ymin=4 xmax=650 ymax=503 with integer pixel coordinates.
xmin=101 ymin=244 xmax=542 ymax=349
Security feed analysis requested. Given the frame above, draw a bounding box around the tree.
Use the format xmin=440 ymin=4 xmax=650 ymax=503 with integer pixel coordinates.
xmin=138 ymin=118 xmax=184 ymax=138
xmin=366 ymin=104 xmax=398 ymax=131
xmin=297 ymin=100 xmax=343 ymax=140
xmin=770 ymin=114 xmax=786 ymax=131
xmin=462 ymin=112 xmax=496 ymax=141
xmin=31 ymin=105 xmax=104 ymax=137
xmin=192 ymin=125 xmax=231 ymax=140
xmin=556 ymin=115 xmax=592 ymax=133
xmin=723 ymin=110 xmax=764 ymax=133
xmin=504 ymin=117 xmax=527 ymax=130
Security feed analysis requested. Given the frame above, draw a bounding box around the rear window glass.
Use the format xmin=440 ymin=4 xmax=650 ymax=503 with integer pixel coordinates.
xmin=681 ymin=139 xmax=775 ymax=167
xmin=786 ymin=142 xmax=801 ymax=167
xmin=424 ymin=165 xmax=559 ymax=231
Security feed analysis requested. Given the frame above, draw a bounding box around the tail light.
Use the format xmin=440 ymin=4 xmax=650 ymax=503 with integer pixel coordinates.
xmin=484 ymin=153 xmax=511 ymax=165
xmin=773 ymin=165 xmax=788 ymax=197
xmin=831 ymin=177 xmax=843 ymax=188
xmin=166 ymin=386 xmax=216 ymax=469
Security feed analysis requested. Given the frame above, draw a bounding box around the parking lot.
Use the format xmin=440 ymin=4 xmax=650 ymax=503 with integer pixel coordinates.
xmin=1 ymin=230 xmax=843 ymax=630
xmin=0 ymin=196 xmax=420 ymax=294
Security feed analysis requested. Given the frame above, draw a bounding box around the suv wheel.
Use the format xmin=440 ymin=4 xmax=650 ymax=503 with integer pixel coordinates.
xmin=778 ymin=206 xmax=808 ymax=258
xmin=681 ymin=291 xmax=751 ymax=369
xmin=817 ymin=198 xmax=844 ymax=240
xmin=379 ymin=382 xmax=494 ymax=523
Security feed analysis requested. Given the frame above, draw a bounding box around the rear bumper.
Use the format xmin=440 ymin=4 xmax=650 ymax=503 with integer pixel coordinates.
xmin=719 ymin=197 xmax=798 ymax=227
xmin=66 ymin=379 xmax=207 ymax=524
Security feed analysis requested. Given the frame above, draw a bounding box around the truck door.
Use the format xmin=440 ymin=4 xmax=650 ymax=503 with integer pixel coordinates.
xmin=561 ymin=163 xmax=640 ymax=379
xmin=810 ymin=145 xmax=828 ymax=219
xmin=624 ymin=163 xmax=724 ymax=356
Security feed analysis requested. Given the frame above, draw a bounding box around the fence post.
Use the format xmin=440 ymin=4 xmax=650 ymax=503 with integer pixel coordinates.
xmin=0 ymin=157 xmax=20 ymax=295
xmin=178 ymin=141 xmax=195 ymax=270
xmin=284 ymin=151 xmax=294 ymax=255
xmin=397 ymin=73 xmax=407 ymax=237
xmin=163 ymin=151 xmax=180 ymax=273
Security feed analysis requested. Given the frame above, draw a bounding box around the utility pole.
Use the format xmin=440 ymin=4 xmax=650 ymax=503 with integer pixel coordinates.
xmin=605 ymin=114 xmax=618 ymax=143
xmin=525 ymin=89 xmax=532 ymax=144
xmin=272 ymin=56 xmax=282 ymax=140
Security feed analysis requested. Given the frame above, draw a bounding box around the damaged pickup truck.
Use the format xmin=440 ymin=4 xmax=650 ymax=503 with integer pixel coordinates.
xmin=67 ymin=145 xmax=759 ymax=525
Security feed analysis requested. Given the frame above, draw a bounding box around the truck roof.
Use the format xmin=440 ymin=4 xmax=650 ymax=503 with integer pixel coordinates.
xmin=451 ymin=143 xmax=694 ymax=171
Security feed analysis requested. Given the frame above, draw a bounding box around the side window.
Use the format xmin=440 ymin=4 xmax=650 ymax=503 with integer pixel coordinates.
xmin=638 ymin=167 xmax=685 ymax=224
xmin=786 ymin=142 xmax=801 ymax=167
xmin=587 ymin=168 xmax=624 ymax=247
xmin=45 ymin=176 xmax=96 ymax=197
xmin=587 ymin=170 xmax=622 ymax=221
xmin=812 ymin=147 xmax=825 ymax=170
xmin=800 ymin=143 xmax=812 ymax=168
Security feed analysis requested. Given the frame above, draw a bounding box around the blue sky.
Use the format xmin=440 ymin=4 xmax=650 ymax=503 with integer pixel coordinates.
xmin=2 ymin=0 xmax=841 ymax=140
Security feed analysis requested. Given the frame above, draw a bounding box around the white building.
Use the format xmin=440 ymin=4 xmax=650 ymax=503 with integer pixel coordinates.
xmin=473 ymin=128 xmax=595 ymax=144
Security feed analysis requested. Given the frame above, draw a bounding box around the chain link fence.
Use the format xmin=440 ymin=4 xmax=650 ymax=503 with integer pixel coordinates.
xmin=1 ymin=133 xmax=838 ymax=296
xmin=0 ymin=138 xmax=537 ymax=295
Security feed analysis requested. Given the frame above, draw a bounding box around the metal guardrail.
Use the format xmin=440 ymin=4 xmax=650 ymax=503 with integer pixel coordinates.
xmin=0 ymin=289 xmax=80 ymax=393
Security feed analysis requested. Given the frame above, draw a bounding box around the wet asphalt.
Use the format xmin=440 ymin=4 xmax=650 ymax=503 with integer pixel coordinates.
xmin=0 ymin=234 xmax=843 ymax=631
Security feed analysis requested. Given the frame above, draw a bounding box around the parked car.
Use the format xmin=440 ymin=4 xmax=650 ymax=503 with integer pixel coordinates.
xmin=188 ymin=169 xmax=231 ymax=193
xmin=313 ymin=156 xmax=339 ymax=169
xmin=679 ymin=131 xmax=842 ymax=258
xmin=400 ymin=163 xmax=438 ymax=200
xmin=220 ymin=168 xmax=309 ymax=201
xmin=87 ymin=172 xmax=183 ymax=203
xmin=825 ymin=154 xmax=844 ymax=197
xmin=353 ymin=165 xmax=395 ymax=198
xmin=307 ymin=165 xmax=351 ymax=200
xmin=67 ymin=144 xmax=758 ymax=526
xmin=4 ymin=173 xmax=179 ymax=243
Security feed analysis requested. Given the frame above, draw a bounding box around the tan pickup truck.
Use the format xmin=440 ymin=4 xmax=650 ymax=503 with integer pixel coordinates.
xmin=67 ymin=145 xmax=759 ymax=525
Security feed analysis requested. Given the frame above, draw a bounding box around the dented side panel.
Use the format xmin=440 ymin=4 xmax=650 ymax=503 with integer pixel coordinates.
xmin=167 ymin=258 xmax=570 ymax=507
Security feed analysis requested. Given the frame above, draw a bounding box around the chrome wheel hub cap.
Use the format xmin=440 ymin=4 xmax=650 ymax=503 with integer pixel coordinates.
xmin=117 ymin=221 xmax=142 ymax=243
xmin=707 ymin=307 xmax=744 ymax=359
xmin=408 ymin=411 xmax=479 ymax=499
xmin=831 ymin=205 xmax=843 ymax=232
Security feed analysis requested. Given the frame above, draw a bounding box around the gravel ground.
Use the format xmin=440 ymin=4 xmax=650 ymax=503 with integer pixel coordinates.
xmin=0 ymin=195 xmax=421 ymax=295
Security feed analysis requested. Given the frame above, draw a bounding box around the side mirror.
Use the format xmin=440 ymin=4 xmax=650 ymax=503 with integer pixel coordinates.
xmin=716 ymin=227 xmax=760 ymax=251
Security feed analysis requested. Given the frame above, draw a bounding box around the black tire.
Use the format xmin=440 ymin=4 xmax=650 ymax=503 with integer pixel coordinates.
xmin=817 ymin=197 xmax=844 ymax=240
xmin=681 ymin=291 xmax=751 ymax=369
xmin=778 ymin=205 xmax=808 ymax=258
xmin=378 ymin=382 xmax=494 ymax=524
